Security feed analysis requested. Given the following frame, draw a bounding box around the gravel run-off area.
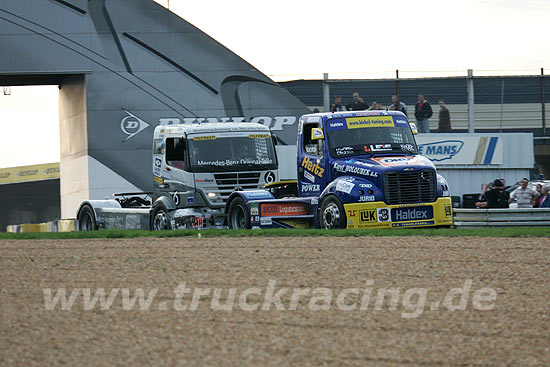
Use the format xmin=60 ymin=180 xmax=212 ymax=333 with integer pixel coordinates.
xmin=1 ymin=236 xmax=549 ymax=366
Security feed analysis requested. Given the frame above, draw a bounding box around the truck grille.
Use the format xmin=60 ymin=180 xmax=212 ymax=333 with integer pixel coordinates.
xmin=383 ymin=170 xmax=436 ymax=205
xmin=212 ymin=172 xmax=262 ymax=203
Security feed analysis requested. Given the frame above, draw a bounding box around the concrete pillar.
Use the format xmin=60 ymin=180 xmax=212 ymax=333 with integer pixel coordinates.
xmin=58 ymin=75 xmax=89 ymax=218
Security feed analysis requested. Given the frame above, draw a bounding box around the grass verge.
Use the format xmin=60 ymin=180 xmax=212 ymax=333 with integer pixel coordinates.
xmin=1 ymin=226 xmax=550 ymax=240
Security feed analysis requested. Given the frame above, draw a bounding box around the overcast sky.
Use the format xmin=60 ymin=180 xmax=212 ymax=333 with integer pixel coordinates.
xmin=1 ymin=0 xmax=549 ymax=168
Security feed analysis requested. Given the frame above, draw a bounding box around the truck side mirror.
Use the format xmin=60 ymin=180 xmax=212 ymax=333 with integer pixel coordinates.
xmin=311 ymin=128 xmax=325 ymax=140
xmin=409 ymin=123 xmax=419 ymax=135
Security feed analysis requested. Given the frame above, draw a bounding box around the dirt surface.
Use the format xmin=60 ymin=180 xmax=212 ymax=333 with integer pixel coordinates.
xmin=1 ymin=236 xmax=549 ymax=366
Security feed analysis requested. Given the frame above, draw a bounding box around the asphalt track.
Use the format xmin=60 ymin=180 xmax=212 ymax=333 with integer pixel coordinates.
xmin=1 ymin=236 xmax=549 ymax=366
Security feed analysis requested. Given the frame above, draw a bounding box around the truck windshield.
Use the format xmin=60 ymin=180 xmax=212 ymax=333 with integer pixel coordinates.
xmin=187 ymin=133 xmax=277 ymax=172
xmin=326 ymin=116 xmax=418 ymax=158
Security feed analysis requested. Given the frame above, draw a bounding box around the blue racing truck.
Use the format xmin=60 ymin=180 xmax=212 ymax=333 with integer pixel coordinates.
xmin=225 ymin=111 xmax=453 ymax=229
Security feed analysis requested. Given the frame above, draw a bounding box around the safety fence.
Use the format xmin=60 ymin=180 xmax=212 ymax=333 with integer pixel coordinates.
xmin=278 ymin=69 xmax=550 ymax=135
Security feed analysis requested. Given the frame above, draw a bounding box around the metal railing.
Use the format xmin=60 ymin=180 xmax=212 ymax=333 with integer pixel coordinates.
xmin=453 ymin=208 xmax=550 ymax=227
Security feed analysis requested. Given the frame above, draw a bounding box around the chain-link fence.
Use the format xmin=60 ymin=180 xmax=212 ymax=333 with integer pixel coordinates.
xmin=277 ymin=69 xmax=549 ymax=136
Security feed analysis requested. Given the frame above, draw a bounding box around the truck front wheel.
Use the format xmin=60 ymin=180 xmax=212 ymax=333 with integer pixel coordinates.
xmin=227 ymin=197 xmax=251 ymax=229
xmin=151 ymin=205 xmax=172 ymax=231
xmin=320 ymin=196 xmax=347 ymax=229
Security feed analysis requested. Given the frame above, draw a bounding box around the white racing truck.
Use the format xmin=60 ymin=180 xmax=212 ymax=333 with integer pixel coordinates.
xmin=76 ymin=122 xmax=280 ymax=230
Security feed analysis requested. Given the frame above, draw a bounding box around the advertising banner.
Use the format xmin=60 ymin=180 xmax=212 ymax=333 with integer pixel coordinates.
xmin=0 ymin=163 xmax=60 ymax=185
xmin=416 ymin=136 xmax=503 ymax=165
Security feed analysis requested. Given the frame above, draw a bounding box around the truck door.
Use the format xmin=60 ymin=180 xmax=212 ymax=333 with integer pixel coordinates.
xmin=161 ymin=136 xmax=192 ymax=204
xmin=298 ymin=122 xmax=327 ymax=197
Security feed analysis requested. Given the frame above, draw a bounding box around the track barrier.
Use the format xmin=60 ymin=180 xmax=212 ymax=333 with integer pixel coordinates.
xmin=6 ymin=219 xmax=77 ymax=233
xmin=454 ymin=208 xmax=550 ymax=227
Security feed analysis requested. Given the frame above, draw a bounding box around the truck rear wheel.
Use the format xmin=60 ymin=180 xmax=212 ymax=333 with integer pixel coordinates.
xmin=320 ymin=196 xmax=347 ymax=229
xmin=151 ymin=205 xmax=172 ymax=231
xmin=228 ymin=197 xmax=251 ymax=229
xmin=78 ymin=205 xmax=97 ymax=231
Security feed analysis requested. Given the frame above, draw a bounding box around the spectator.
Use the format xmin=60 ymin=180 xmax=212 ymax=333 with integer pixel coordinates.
xmin=438 ymin=99 xmax=451 ymax=133
xmin=330 ymin=96 xmax=345 ymax=113
xmin=534 ymin=184 xmax=543 ymax=207
xmin=486 ymin=179 xmax=510 ymax=208
xmin=539 ymin=186 xmax=550 ymax=208
xmin=475 ymin=183 xmax=488 ymax=208
xmin=389 ymin=95 xmax=407 ymax=116
xmin=346 ymin=92 xmax=369 ymax=111
xmin=370 ymin=101 xmax=385 ymax=110
xmin=509 ymin=178 xmax=540 ymax=208
xmin=414 ymin=94 xmax=433 ymax=133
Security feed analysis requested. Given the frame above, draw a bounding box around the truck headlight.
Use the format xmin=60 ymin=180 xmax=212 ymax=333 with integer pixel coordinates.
xmin=207 ymin=192 xmax=216 ymax=198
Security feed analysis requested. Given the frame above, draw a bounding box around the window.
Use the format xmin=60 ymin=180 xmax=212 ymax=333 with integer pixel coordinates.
xmin=152 ymin=139 xmax=164 ymax=154
xmin=165 ymin=137 xmax=186 ymax=170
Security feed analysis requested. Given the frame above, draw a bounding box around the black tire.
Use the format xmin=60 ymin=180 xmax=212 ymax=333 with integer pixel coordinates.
xmin=78 ymin=205 xmax=97 ymax=231
xmin=319 ymin=196 xmax=347 ymax=229
xmin=151 ymin=205 xmax=172 ymax=231
xmin=227 ymin=197 xmax=251 ymax=229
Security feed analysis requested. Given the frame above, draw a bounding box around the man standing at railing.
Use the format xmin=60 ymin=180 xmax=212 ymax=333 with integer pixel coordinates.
xmin=509 ymin=178 xmax=540 ymax=208
xmin=414 ymin=94 xmax=433 ymax=133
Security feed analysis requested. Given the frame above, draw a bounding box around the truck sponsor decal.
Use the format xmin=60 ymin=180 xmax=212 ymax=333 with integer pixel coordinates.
xmin=242 ymin=191 xmax=273 ymax=199
xmin=335 ymin=146 xmax=353 ymax=156
xmin=358 ymin=195 xmax=375 ymax=202
xmin=391 ymin=207 xmax=433 ymax=222
xmin=301 ymin=184 xmax=320 ymax=193
xmin=377 ymin=208 xmax=390 ymax=222
xmin=346 ymin=159 xmax=374 ymax=168
xmin=260 ymin=203 xmax=308 ymax=216
xmin=303 ymin=170 xmax=315 ymax=183
xmin=260 ymin=217 xmax=272 ymax=225
xmin=197 ymin=158 xmax=274 ymax=166
xmin=346 ymin=116 xmax=394 ymax=129
xmin=249 ymin=134 xmax=270 ymax=139
xmin=333 ymin=162 xmax=378 ymax=177
xmin=373 ymin=156 xmax=421 ymax=166
xmin=301 ymin=156 xmax=324 ymax=178
xmin=400 ymin=143 xmax=416 ymax=153
xmin=153 ymin=157 xmax=162 ymax=177
xmin=359 ymin=209 xmax=377 ymax=222
xmin=305 ymin=116 xmax=321 ymax=123
xmin=193 ymin=136 xmax=216 ymax=141
xmin=392 ymin=221 xmax=434 ymax=228
xmin=250 ymin=202 xmax=259 ymax=215
xmin=368 ymin=144 xmax=392 ymax=152
xmin=335 ymin=180 xmax=354 ymax=194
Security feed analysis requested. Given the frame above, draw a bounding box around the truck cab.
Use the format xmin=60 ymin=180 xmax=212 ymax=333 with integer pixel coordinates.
xmin=226 ymin=111 xmax=453 ymax=229
xmin=151 ymin=122 xmax=279 ymax=228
